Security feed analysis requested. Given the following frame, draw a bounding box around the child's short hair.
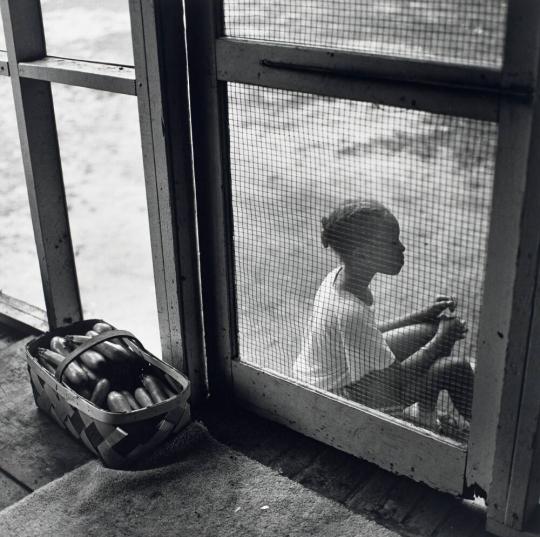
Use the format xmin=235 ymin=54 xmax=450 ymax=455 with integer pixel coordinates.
xmin=321 ymin=198 xmax=391 ymax=258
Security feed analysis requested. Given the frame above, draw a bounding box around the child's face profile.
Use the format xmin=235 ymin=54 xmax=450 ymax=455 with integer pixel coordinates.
xmin=351 ymin=212 xmax=405 ymax=275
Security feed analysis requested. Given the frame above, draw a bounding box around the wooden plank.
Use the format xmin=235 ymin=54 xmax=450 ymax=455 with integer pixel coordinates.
xmin=485 ymin=5 xmax=540 ymax=532
xmin=270 ymin=433 xmax=329 ymax=478
xmin=294 ymin=446 xmax=372 ymax=503
xmin=200 ymin=399 xmax=377 ymax=502
xmin=0 ymin=49 xmax=9 ymax=75
xmin=501 ymin=252 xmax=540 ymax=529
xmin=468 ymin=4 xmax=540 ymax=531
xmin=201 ymin=398 xmax=486 ymax=536
xmin=198 ymin=403 xmax=295 ymax=466
xmin=472 ymin=14 xmax=540 ymax=532
xmin=18 ymin=56 xmax=136 ymax=95
xmin=402 ymin=492 xmax=458 ymax=536
xmin=487 ymin=507 xmax=540 ymax=537
xmin=215 ymin=39 xmax=510 ymax=122
xmin=0 ymin=0 xmax=82 ymax=329
xmin=232 ymin=361 xmax=467 ymax=495
xmin=501 ymin=0 xmax=540 ymax=90
xmin=0 ymin=338 xmax=92 ymax=489
xmin=128 ymin=0 xmax=174 ymax=375
xmin=466 ymin=99 xmax=540 ymax=497
xmin=185 ymin=0 xmax=237 ymax=398
xmin=0 ymin=292 xmax=48 ymax=335
xmin=0 ymin=470 xmax=30 ymax=509
xmin=346 ymin=471 xmax=398 ymax=513
xmin=216 ymin=38 xmax=505 ymax=91
xmin=435 ymin=503 xmax=486 ymax=537
xmin=128 ymin=0 xmax=206 ymax=404
xmin=379 ymin=478 xmax=427 ymax=523
xmin=503 ymin=276 xmax=540 ymax=530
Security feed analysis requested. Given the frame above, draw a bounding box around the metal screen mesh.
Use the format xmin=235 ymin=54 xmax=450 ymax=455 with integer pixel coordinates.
xmin=228 ymin=83 xmax=497 ymax=443
xmin=224 ymin=0 xmax=507 ymax=67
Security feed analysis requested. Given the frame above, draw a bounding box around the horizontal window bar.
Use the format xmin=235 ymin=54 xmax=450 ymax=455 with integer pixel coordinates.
xmin=18 ymin=56 xmax=136 ymax=95
xmin=233 ymin=360 xmax=466 ymax=495
xmin=0 ymin=292 xmax=48 ymax=335
xmin=215 ymin=38 xmax=529 ymax=121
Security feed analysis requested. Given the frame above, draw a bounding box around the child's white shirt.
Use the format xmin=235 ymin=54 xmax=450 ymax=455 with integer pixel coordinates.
xmin=292 ymin=266 xmax=396 ymax=393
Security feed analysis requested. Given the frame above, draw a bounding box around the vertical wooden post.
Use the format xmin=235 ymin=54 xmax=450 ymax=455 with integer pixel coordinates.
xmin=0 ymin=0 xmax=82 ymax=328
xmin=502 ymin=269 xmax=540 ymax=531
xmin=484 ymin=89 xmax=540 ymax=537
xmin=483 ymin=102 xmax=540 ymax=536
xmin=184 ymin=0 xmax=237 ymax=400
xmin=129 ymin=0 xmax=206 ymax=404
xmin=467 ymin=100 xmax=540 ymax=497
xmin=466 ymin=1 xmax=540 ymax=534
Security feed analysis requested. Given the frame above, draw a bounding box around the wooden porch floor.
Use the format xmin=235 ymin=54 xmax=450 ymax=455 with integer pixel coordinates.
xmin=0 ymin=322 xmax=492 ymax=536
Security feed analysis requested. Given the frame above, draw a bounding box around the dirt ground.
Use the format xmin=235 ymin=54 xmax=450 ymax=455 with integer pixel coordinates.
xmin=1 ymin=0 xmax=503 ymax=376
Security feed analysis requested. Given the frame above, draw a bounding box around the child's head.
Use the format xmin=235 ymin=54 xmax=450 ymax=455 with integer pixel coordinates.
xmin=321 ymin=198 xmax=405 ymax=275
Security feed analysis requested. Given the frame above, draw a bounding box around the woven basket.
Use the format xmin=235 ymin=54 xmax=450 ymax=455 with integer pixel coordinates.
xmin=26 ymin=319 xmax=191 ymax=468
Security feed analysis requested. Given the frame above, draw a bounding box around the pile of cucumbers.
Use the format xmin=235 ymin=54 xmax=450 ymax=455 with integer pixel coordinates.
xmin=35 ymin=322 xmax=178 ymax=412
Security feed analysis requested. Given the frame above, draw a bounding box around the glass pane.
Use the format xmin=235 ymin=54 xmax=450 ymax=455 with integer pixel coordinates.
xmin=42 ymin=0 xmax=133 ymax=65
xmin=229 ymin=83 xmax=497 ymax=443
xmin=0 ymin=11 xmax=5 ymax=50
xmin=52 ymin=84 xmax=160 ymax=355
xmin=0 ymin=79 xmax=45 ymax=309
xmin=224 ymin=0 xmax=507 ymax=67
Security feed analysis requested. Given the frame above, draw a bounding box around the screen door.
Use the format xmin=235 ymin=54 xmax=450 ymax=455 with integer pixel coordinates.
xmin=184 ymin=0 xmax=535 ymax=496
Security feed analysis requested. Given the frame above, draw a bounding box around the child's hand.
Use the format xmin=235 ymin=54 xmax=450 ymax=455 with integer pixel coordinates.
xmin=416 ymin=295 xmax=457 ymax=323
xmin=434 ymin=316 xmax=468 ymax=356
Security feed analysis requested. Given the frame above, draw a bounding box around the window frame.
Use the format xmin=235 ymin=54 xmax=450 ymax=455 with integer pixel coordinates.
xmin=0 ymin=0 xmax=206 ymax=404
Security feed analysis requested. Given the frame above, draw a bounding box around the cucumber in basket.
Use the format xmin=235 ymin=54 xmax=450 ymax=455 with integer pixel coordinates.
xmin=26 ymin=319 xmax=191 ymax=468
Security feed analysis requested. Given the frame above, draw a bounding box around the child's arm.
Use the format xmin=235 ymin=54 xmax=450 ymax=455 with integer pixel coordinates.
xmin=378 ymin=296 xmax=456 ymax=332
xmin=378 ymin=312 xmax=427 ymax=333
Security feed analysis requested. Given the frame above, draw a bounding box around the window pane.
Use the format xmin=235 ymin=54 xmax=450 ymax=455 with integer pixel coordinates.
xmin=42 ymin=0 xmax=133 ymax=65
xmin=0 ymin=79 xmax=45 ymax=308
xmin=52 ymin=84 xmax=160 ymax=355
xmin=0 ymin=11 xmax=5 ymax=50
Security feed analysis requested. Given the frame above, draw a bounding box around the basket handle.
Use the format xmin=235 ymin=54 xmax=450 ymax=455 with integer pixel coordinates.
xmin=55 ymin=329 xmax=143 ymax=382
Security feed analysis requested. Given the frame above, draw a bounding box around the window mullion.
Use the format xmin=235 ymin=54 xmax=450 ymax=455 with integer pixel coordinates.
xmin=0 ymin=0 xmax=82 ymax=328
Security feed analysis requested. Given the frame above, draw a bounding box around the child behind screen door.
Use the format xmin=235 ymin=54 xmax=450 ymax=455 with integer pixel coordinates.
xmin=292 ymin=198 xmax=474 ymax=433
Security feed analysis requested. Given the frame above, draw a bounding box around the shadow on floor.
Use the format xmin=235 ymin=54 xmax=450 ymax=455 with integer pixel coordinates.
xmin=197 ymin=402 xmax=489 ymax=537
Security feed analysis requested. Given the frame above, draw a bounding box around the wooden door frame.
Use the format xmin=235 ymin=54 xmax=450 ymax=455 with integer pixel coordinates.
xmin=184 ymin=0 xmax=237 ymax=400
xmin=185 ymin=0 xmax=538 ymax=497
xmin=474 ymin=1 xmax=540 ymax=534
xmin=128 ymin=0 xmax=206 ymax=404
xmin=466 ymin=0 xmax=540 ymax=496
